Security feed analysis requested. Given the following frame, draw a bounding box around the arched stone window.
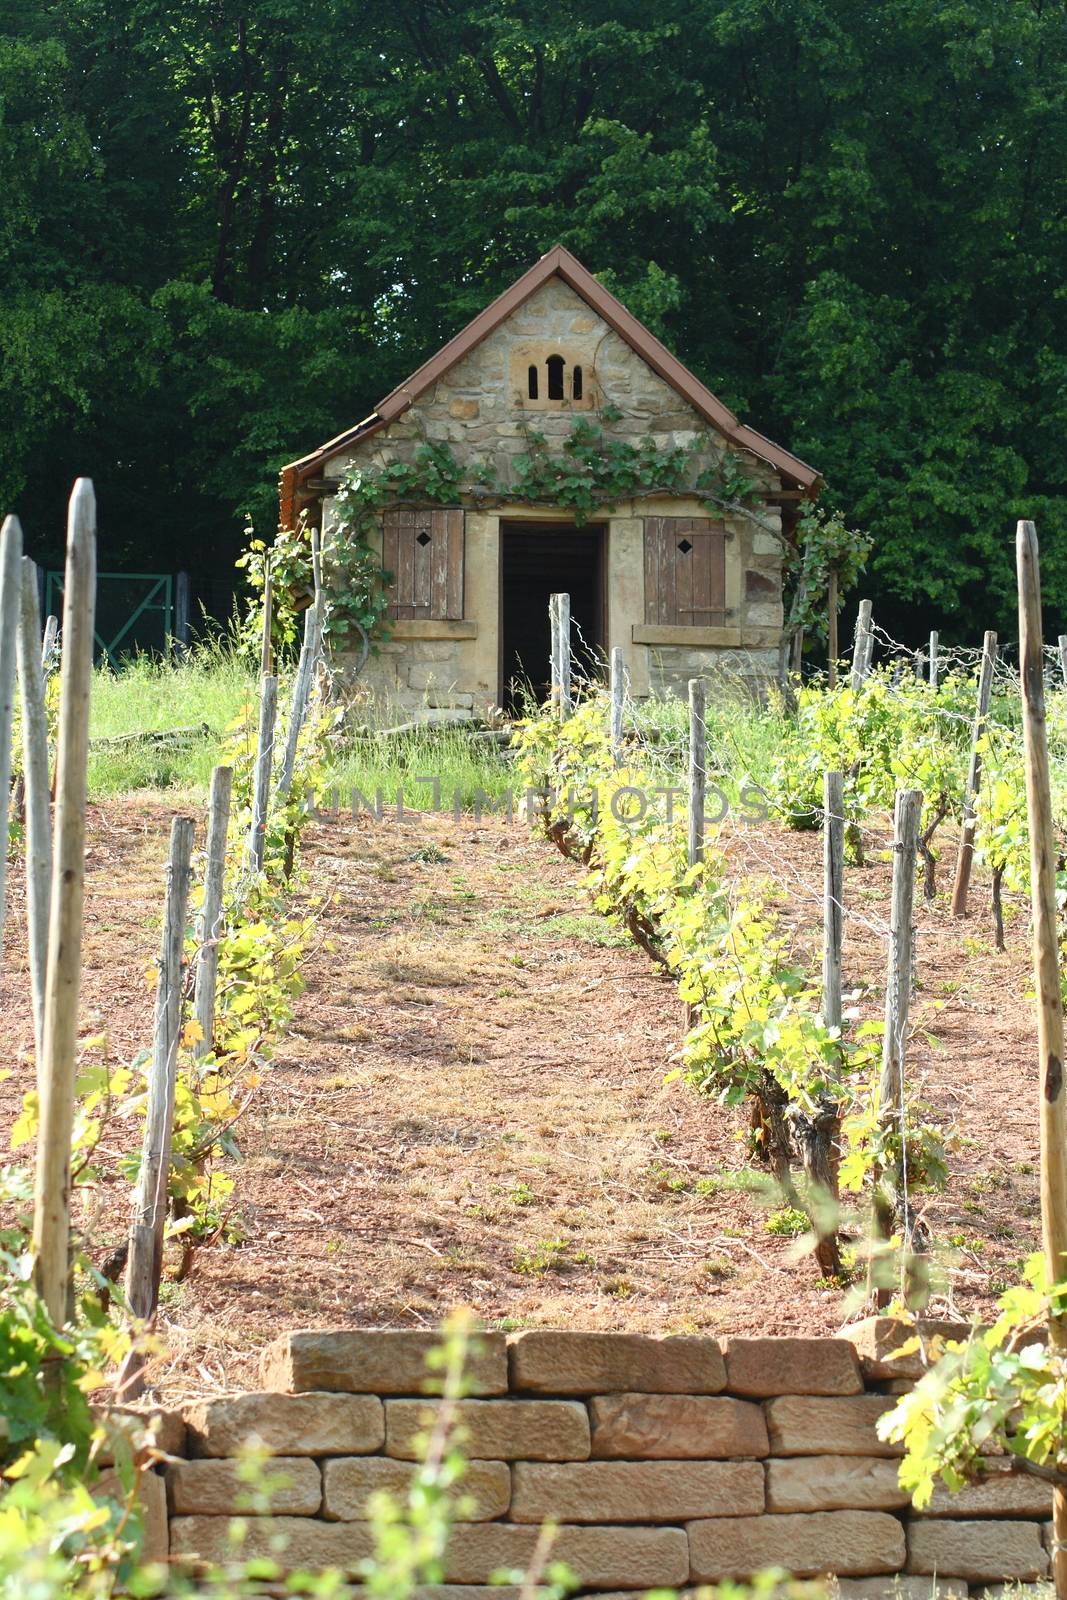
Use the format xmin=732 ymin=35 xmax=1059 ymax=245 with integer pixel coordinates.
xmin=527 ymin=364 xmax=539 ymax=400
xmin=546 ymin=353 xmax=566 ymax=401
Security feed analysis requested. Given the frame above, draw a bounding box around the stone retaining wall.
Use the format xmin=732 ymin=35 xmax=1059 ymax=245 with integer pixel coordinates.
xmin=139 ymin=1324 xmax=1054 ymax=1596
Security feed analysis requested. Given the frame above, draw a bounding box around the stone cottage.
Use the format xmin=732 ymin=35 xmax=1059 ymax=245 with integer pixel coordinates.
xmin=279 ymin=247 xmax=819 ymax=715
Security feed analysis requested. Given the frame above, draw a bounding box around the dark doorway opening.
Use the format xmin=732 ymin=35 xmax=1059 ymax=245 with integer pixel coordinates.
xmin=500 ymin=522 xmax=606 ymax=711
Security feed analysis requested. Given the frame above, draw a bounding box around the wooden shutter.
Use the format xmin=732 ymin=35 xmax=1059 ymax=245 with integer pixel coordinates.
xmin=381 ymin=509 xmax=464 ymax=621
xmin=644 ymin=517 xmax=727 ymax=627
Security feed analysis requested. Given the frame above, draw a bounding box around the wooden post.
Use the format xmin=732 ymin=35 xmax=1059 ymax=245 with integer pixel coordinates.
xmin=687 ymin=677 xmax=707 ymax=868
xmin=822 ymin=771 xmax=845 ymax=1031
xmin=610 ymin=646 xmax=626 ymax=766
xmin=556 ymin=591 xmax=572 ymax=715
xmin=928 ymin=630 xmax=939 ymax=690
xmin=31 ymin=480 xmax=96 ymax=1325
xmin=193 ymin=766 xmax=233 ymax=1056
xmin=41 ymin=614 xmax=59 ymax=676
xmin=174 ymin=571 xmax=191 ymax=652
xmin=950 ymin=629 xmax=997 ymax=917
xmin=260 ymin=564 xmax=273 ymax=678
xmin=548 ymin=594 xmax=560 ymax=714
xmin=0 ymin=516 xmax=22 ymax=998
xmin=121 ymin=815 xmax=194 ymax=1396
xmin=248 ymin=675 xmax=278 ymax=870
xmin=827 ymin=569 xmax=839 ymax=689
xmin=1057 ymin=633 xmax=1067 ymax=689
xmin=17 ymin=560 xmax=53 ymax=1068
xmin=1017 ymin=522 xmax=1067 ymax=1597
xmin=879 ymin=788 xmax=922 ymax=1114
xmin=850 ymin=599 xmax=873 ymax=692
xmin=277 ymin=529 xmax=323 ymax=803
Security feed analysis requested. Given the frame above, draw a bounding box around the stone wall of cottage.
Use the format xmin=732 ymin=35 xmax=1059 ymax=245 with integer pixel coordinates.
xmin=315 ymin=278 xmax=785 ymax=717
xmin=125 ymin=1323 xmax=1054 ymax=1594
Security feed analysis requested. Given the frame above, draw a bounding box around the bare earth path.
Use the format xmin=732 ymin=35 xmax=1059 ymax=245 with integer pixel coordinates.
xmin=0 ymin=799 xmax=1047 ymax=1399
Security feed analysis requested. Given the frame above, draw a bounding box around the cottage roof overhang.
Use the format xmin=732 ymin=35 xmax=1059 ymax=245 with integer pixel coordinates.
xmin=280 ymin=246 xmax=820 ymax=526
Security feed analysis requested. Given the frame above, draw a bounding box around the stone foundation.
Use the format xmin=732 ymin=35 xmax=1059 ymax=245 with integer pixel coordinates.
xmin=132 ymin=1326 xmax=1055 ymax=1594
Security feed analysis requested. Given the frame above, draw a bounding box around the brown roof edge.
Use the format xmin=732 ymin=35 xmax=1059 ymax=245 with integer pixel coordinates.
xmin=280 ymin=244 xmax=820 ymax=500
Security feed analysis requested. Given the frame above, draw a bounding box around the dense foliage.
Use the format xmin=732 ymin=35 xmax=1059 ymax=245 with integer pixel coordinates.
xmin=3 ymin=0 xmax=1067 ymax=637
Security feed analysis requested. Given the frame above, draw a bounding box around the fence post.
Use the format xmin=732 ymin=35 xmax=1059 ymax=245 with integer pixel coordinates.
xmin=880 ymin=788 xmax=922 ymax=1113
xmin=950 ymin=629 xmax=997 ymax=917
xmin=121 ymin=815 xmax=195 ymax=1397
xmin=260 ymin=564 xmax=273 ymax=678
xmin=827 ymin=569 xmax=839 ymax=689
xmin=0 ymin=517 xmax=22 ymax=997
xmin=849 ymin=599 xmax=873 ymax=692
xmin=31 ymin=480 xmax=96 ymax=1325
xmin=17 ymin=559 xmax=53 ymax=1069
xmin=548 ymin=594 xmax=560 ymax=714
xmin=277 ymin=528 xmax=322 ymax=803
xmin=822 ymin=771 xmax=845 ymax=1031
xmin=194 ymin=765 xmax=233 ymax=1056
xmin=556 ymin=591 xmax=572 ymax=715
xmin=42 ymin=614 xmax=59 ymax=675
xmin=248 ymin=675 xmax=278 ymax=870
xmin=174 ymin=571 xmax=191 ymax=652
xmin=610 ymin=646 xmax=626 ymax=766
xmin=687 ymin=677 xmax=707 ymax=869
xmin=1017 ymin=520 xmax=1067 ymax=1595
xmin=928 ymin=630 xmax=939 ymax=690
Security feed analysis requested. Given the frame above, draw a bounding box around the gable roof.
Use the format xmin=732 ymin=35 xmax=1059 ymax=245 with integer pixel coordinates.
xmin=280 ymin=246 xmax=819 ymax=523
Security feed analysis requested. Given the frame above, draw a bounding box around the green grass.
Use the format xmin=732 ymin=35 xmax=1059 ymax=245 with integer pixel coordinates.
xmin=87 ymin=642 xmax=257 ymax=799
xmin=327 ymin=723 xmax=513 ymax=813
xmin=628 ymin=675 xmax=789 ymax=800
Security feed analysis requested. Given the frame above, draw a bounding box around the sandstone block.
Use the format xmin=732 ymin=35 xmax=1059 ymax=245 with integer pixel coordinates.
xmin=166 ymin=1457 xmax=322 ymax=1516
xmin=841 ymin=1318 xmax=972 ymax=1381
xmin=94 ymin=1467 xmax=168 ymax=1563
xmin=509 ymin=1332 xmax=725 ymax=1395
xmin=766 ymin=1396 xmax=902 ymax=1457
xmin=322 ymin=1458 xmax=509 ymax=1522
xmin=97 ymin=1405 xmax=186 ymax=1464
xmin=688 ymin=1510 xmax=906 ymax=1580
xmin=448 ymin=399 xmax=479 ymax=420
xmin=766 ymin=1455 xmax=909 ymax=1512
xmin=511 ymin=1459 xmax=763 ymax=1523
xmin=170 ymin=1514 xmax=374 ymax=1571
xmin=589 ymin=1394 xmax=768 ymax=1459
xmin=260 ymin=1331 xmax=508 ymax=1396
xmin=184 ymin=1392 xmax=385 ymax=1457
xmin=917 ymin=1462 xmax=1051 ymax=1518
xmin=907 ymin=1520 xmax=1048 ymax=1582
xmin=973 ymin=1588 xmax=1054 ymax=1600
xmin=722 ymin=1338 xmax=863 ymax=1397
xmin=386 ymin=1399 xmax=589 ymax=1461
xmin=834 ymin=1582 xmax=969 ymax=1599
xmin=441 ymin=1523 xmax=689 ymax=1589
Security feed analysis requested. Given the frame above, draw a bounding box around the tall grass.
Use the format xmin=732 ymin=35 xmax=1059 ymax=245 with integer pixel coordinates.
xmin=328 ymin=723 xmax=513 ymax=813
xmin=87 ymin=641 xmax=257 ymax=799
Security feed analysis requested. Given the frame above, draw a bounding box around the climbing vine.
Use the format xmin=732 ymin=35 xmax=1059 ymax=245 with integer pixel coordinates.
xmin=249 ymin=415 xmax=869 ymax=657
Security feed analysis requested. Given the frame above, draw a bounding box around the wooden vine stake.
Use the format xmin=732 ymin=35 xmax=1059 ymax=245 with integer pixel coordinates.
xmin=193 ymin=765 xmax=233 ymax=1055
xmin=0 ymin=516 xmax=22 ymax=996
xmin=928 ymin=630 xmax=939 ymax=690
xmin=1016 ymin=521 xmax=1067 ymax=1596
xmin=1057 ymin=632 xmax=1067 ymax=689
xmin=121 ymin=815 xmax=194 ymax=1397
xmin=610 ymin=646 xmax=626 ymax=766
xmin=17 ymin=559 xmax=53 ymax=1068
xmin=31 ymin=480 xmax=96 ymax=1325
xmin=548 ymin=594 xmax=561 ymax=714
xmin=248 ymin=675 xmax=278 ymax=870
xmin=260 ymin=562 xmax=273 ymax=678
xmin=871 ymin=786 xmax=922 ymax=1306
xmin=850 ymin=599 xmax=873 ymax=692
xmin=277 ymin=527 xmax=322 ymax=802
xmin=687 ymin=677 xmax=707 ymax=869
xmin=950 ymin=629 xmax=997 ymax=916
xmin=556 ymin=591 xmax=572 ymax=715
xmin=827 ymin=569 xmax=839 ymax=689
xmin=822 ymin=771 xmax=845 ymax=1031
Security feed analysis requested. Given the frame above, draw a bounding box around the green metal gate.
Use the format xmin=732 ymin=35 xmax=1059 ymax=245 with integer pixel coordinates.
xmin=44 ymin=572 xmax=174 ymax=669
